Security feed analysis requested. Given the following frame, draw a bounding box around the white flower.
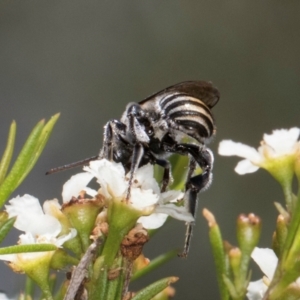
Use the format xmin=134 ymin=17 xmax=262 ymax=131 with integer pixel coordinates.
xmin=247 ymin=248 xmax=278 ymax=299
xmin=247 ymin=247 xmax=300 ymax=300
xmin=0 ymin=293 xmax=13 ymax=300
xmin=218 ymin=128 xmax=300 ymax=175
xmin=62 ymin=159 xmax=194 ymax=229
xmin=0 ymin=195 xmax=76 ymax=264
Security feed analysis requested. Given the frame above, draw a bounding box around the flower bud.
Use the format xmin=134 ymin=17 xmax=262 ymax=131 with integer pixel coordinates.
xmin=229 ymin=247 xmax=242 ymax=278
xmin=237 ymin=213 xmax=261 ymax=256
xmin=133 ymin=254 xmax=150 ymax=274
xmin=272 ymin=214 xmax=288 ymax=257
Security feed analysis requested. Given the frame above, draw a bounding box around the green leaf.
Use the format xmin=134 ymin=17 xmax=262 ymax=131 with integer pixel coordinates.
xmin=17 ymin=113 xmax=60 ymax=186
xmin=0 ymin=244 xmax=57 ymax=254
xmin=222 ymin=275 xmax=238 ymax=299
xmin=0 ymin=211 xmax=9 ymax=225
xmin=0 ymin=216 xmax=16 ymax=244
xmin=0 ymin=114 xmax=60 ymax=207
xmin=0 ymin=120 xmax=44 ymax=206
xmin=203 ymin=209 xmax=230 ymax=300
xmin=131 ymin=249 xmax=178 ymax=282
xmin=131 ymin=276 xmax=178 ymax=300
xmin=0 ymin=121 xmax=16 ymax=185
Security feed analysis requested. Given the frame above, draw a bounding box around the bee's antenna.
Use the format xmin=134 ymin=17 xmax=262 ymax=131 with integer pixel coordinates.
xmin=46 ymin=155 xmax=99 ymax=175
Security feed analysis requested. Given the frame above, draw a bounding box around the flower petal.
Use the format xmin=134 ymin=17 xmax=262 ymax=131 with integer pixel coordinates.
xmin=251 ymin=247 xmax=278 ymax=279
xmin=19 ymin=232 xmax=36 ymax=244
xmin=5 ymin=195 xmax=61 ymax=236
xmin=84 ymin=159 xmax=127 ymax=198
xmin=43 ymin=199 xmax=61 ymax=216
xmin=129 ymin=164 xmax=160 ymax=194
xmin=155 ymin=204 xmax=194 ymax=222
xmin=247 ymin=279 xmax=267 ymax=300
xmin=55 ymin=228 xmax=77 ymax=247
xmin=6 ymin=194 xmax=44 ymax=220
xmin=263 ymin=128 xmax=300 ymax=156
xmin=130 ymin=188 xmax=159 ymax=209
xmin=159 ymin=190 xmax=184 ymax=204
xmin=218 ymin=140 xmax=261 ymax=161
xmin=138 ymin=213 xmax=169 ymax=229
xmin=0 ymin=292 xmax=12 ymax=300
xmin=62 ymin=172 xmax=94 ymax=202
xmin=235 ymin=159 xmax=260 ymax=174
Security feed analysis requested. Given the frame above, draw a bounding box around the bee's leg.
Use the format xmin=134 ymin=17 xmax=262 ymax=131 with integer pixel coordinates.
xmin=161 ymin=140 xmax=214 ymax=257
xmin=126 ymin=104 xmax=150 ymax=144
xmin=122 ymin=104 xmax=153 ymax=200
xmin=179 ymin=149 xmax=213 ymax=257
xmin=143 ymin=150 xmax=172 ymax=193
xmin=99 ymin=121 xmax=114 ymax=160
xmin=99 ymin=118 xmax=145 ymax=202
xmin=99 ymin=120 xmax=127 ymax=160
xmin=154 ymin=158 xmax=172 ymax=193
xmin=126 ymin=143 xmax=144 ymax=201
xmin=157 ymin=159 xmax=171 ymax=193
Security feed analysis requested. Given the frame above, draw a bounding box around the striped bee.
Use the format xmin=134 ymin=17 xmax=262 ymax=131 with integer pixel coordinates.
xmin=48 ymin=81 xmax=220 ymax=257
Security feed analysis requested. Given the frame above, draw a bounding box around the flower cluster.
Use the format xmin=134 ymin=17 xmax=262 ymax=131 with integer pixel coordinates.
xmin=0 ymin=158 xmax=194 ymax=299
xmin=63 ymin=159 xmax=194 ymax=229
xmin=0 ymin=195 xmax=76 ymax=271
xmin=213 ymin=127 xmax=300 ymax=300
xmin=2 ymin=113 xmax=300 ymax=300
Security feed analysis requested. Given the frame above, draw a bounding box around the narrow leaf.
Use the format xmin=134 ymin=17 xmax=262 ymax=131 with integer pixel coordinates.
xmin=131 ymin=276 xmax=178 ymax=300
xmin=222 ymin=275 xmax=238 ymax=298
xmin=131 ymin=249 xmax=178 ymax=282
xmin=0 ymin=244 xmax=57 ymax=254
xmin=0 ymin=114 xmax=60 ymax=207
xmin=0 ymin=120 xmax=45 ymax=207
xmin=0 ymin=121 xmax=16 ymax=185
xmin=17 ymin=113 xmax=60 ymax=185
xmin=203 ymin=208 xmax=230 ymax=300
xmin=0 ymin=216 xmax=16 ymax=244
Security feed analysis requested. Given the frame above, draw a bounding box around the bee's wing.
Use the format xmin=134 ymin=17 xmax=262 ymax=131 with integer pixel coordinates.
xmin=139 ymin=81 xmax=220 ymax=109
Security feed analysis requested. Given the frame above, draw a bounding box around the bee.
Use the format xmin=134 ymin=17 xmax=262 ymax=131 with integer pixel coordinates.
xmin=47 ymin=81 xmax=220 ymax=257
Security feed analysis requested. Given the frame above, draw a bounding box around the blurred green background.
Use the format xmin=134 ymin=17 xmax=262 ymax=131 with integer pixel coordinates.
xmin=0 ymin=1 xmax=299 ymax=299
